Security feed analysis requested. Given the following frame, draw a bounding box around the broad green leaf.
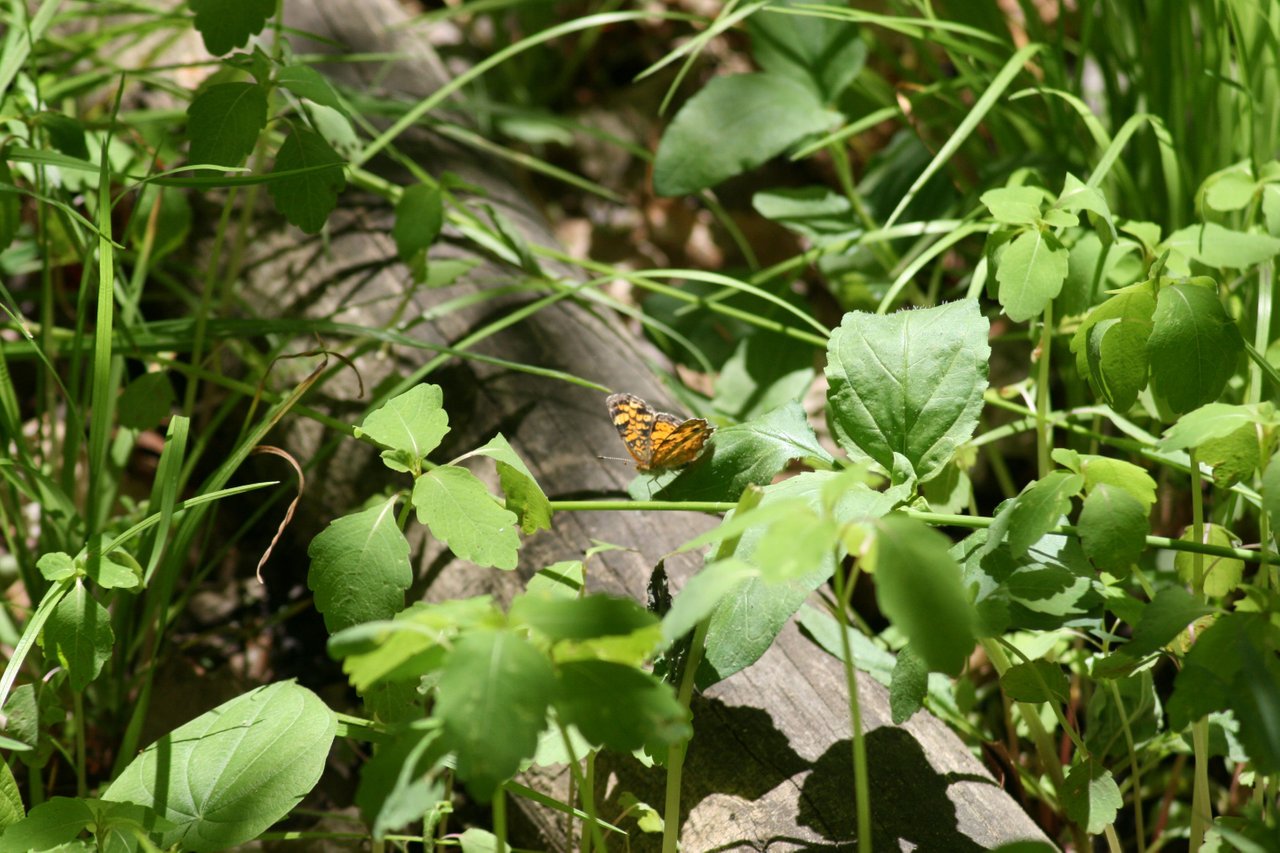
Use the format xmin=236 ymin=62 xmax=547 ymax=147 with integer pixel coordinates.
xmin=0 ymin=761 xmax=20 ymax=826
xmin=1078 ymin=483 xmax=1148 ymax=574
xmin=1158 ymin=402 xmax=1275 ymax=451
xmin=889 ymin=645 xmax=927 ymax=724
xmin=267 ymin=124 xmax=347 ymax=234
xmin=42 ymin=582 xmax=112 ymax=691
xmin=129 ymin=185 xmax=193 ymax=261
xmin=655 ymin=401 xmax=832 ymax=502
xmin=1056 ymin=173 xmax=1115 ymax=238
xmin=825 ymin=299 xmax=989 ymax=483
xmin=980 ymin=186 xmax=1046 ymax=226
xmin=1163 ymin=222 xmax=1280 ymax=269
xmin=1124 ymin=586 xmax=1215 ymax=659
xmin=526 ymin=561 xmax=584 ymax=599
xmin=995 ymin=471 xmax=1083 ymax=559
xmin=89 ymin=551 xmax=142 ymax=590
xmin=434 ymin=630 xmax=553 ymax=800
xmin=1203 ymin=168 xmax=1257 ymax=212
xmin=698 ymin=473 xmax=902 ymax=685
xmin=467 ymin=434 xmax=552 ymax=535
xmin=1071 ymin=284 xmax=1156 ymax=409
xmin=1085 ymin=670 xmax=1160 ymax=759
xmin=188 ymin=0 xmax=273 ymax=55
xmin=0 ymin=797 xmax=92 ymax=853
xmin=1266 ymin=184 xmax=1280 ymax=236
xmin=752 ymin=186 xmax=856 ymax=241
xmin=1053 ymin=449 xmax=1157 ymax=509
xmin=36 ymin=552 xmax=75 ymax=582
xmin=868 ymin=515 xmax=976 ymax=676
xmin=996 ymin=228 xmax=1069 ymax=322
xmin=307 ymin=497 xmax=412 ymax=633
xmin=714 ymin=331 xmax=817 ymax=422
xmin=186 ymin=82 xmax=267 ymax=167
xmin=460 ymin=828 xmax=501 ymax=853
xmin=660 ymin=559 xmax=757 ymax=647
xmin=554 ymin=661 xmax=690 ymax=754
xmin=1062 ymin=759 xmax=1123 ymax=835
xmin=1000 ymin=659 xmax=1070 ymax=704
xmin=752 ymin=505 xmax=840 ymax=583
xmin=746 ymin=0 xmax=866 ymax=100
xmin=355 ymin=724 xmax=448 ymax=839
xmin=118 ymin=372 xmax=174 ymax=431
xmin=276 ymin=64 xmax=346 ymax=114
xmin=1058 ymin=231 xmax=1115 ymax=317
xmin=1148 ymin=279 xmax=1242 ymax=413
xmin=1175 ymin=524 xmax=1244 ymax=598
xmin=1168 ymin=614 xmax=1280 ymax=771
xmin=412 ymin=466 xmax=520 ymax=570
xmin=35 ymin=112 xmax=88 ymax=160
xmin=509 ymin=593 xmax=657 ymax=642
xmin=653 ymin=73 xmax=837 ymax=196
xmin=1198 ymin=424 xmax=1260 ymax=487
xmin=104 ymin=682 xmax=337 ymax=852
xmin=355 ymin=384 xmax=449 ymax=474
xmin=393 ymin=183 xmax=444 ymax=283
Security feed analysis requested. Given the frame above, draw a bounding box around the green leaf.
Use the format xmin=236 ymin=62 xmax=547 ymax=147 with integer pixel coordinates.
xmin=746 ymin=0 xmax=866 ymax=100
xmin=1056 ymin=173 xmax=1115 ymax=238
xmin=1203 ymin=167 xmax=1257 ymax=212
xmin=868 ymin=515 xmax=976 ymax=676
xmin=1078 ymin=483 xmax=1148 ymax=574
xmin=267 ymin=124 xmax=346 ymax=234
xmin=104 ymin=682 xmax=337 ymax=852
xmin=655 ymin=401 xmax=832 ymax=502
xmin=35 ymin=112 xmax=88 ymax=161
xmin=1086 ymin=670 xmax=1160 ymax=758
xmin=825 ymin=299 xmax=989 ymax=483
xmin=660 ymin=559 xmax=757 ymax=647
xmin=1062 ymin=759 xmax=1122 ymax=835
xmin=889 ymin=645 xmax=928 ymax=724
xmin=526 ymin=561 xmax=584 ymax=599
xmin=1000 ymin=659 xmax=1069 ymax=703
xmin=276 ymin=64 xmax=346 ymax=114
xmin=307 ymin=497 xmax=412 ymax=633
xmin=696 ymin=474 xmax=904 ymax=685
xmin=1148 ymin=279 xmax=1243 ymax=413
xmin=554 ymin=661 xmax=690 ymax=754
xmin=412 ymin=466 xmax=519 ymax=570
xmin=1071 ymin=284 xmax=1156 ymax=410
xmin=1054 ymin=449 xmax=1157 ymax=509
xmin=393 ymin=183 xmax=444 ymax=284
xmin=510 ymin=593 xmax=657 ymax=642
xmin=1198 ymin=423 xmax=1260 ymax=487
xmin=1175 ymin=524 xmax=1244 ymax=598
xmin=355 ymin=384 xmax=450 ymax=474
xmin=36 ymin=552 xmax=75 ymax=582
xmin=1158 ymin=403 xmax=1275 ymax=452
xmin=88 ymin=551 xmax=142 ymax=590
xmin=467 ymin=434 xmax=552 ymax=535
xmin=186 ymin=82 xmax=268 ymax=167
xmin=996 ymin=471 xmax=1083 ymax=559
xmin=995 ymin=228 xmax=1069 ymax=322
xmin=752 ymin=505 xmax=841 ymax=583
xmin=1163 ymin=222 xmax=1280 ymax=269
xmin=118 ymin=372 xmax=174 ymax=431
xmin=752 ymin=186 xmax=855 ymax=241
xmin=0 ymin=797 xmax=92 ymax=853
xmin=0 ymin=157 xmax=21 ymax=253
xmin=188 ymin=0 xmax=274 ymax=56
xmin=1124 ymin=586 xmax=1215 ymax=659
xmin=355 ymin=724 xmax=448 ymax=839
xmin=43 ymin=582 xmax=113 ymax=691
xmin=713 ymin=331 xmax=816 ymax=422
xmin=434 ymin=630 xmax=553 ymax=800
xmin=980 ymin=186 xmax=1046 ymax=226
xmin=653 ymin=73 xmax=837 ymax=196
xmin=0 ymin=761 xmax=20 ymax=826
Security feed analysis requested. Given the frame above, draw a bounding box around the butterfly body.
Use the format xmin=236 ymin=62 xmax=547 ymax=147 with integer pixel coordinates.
xmin=606 ymin=393 xmax=712 ymax=472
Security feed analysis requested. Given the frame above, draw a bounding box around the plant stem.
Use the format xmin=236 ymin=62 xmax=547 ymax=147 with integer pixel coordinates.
xmin=1036 ymin=299 xmax=1054 ymax=479
xmin=1107 ymin=679 xmax=1146 ymax=853
xmin=1187 ymin=447 xmax=1211 ymax=851
xmin=831 ymin=559 xmax=872 ymax=853
xmin=663 ymin=616 xmax=709 ymax=853
xmin=493 ymin=784 xmax=508 ymax=853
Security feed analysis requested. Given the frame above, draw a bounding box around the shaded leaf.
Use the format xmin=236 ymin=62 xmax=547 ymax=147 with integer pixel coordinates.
xmin=554 ymin=661 xmax=690 ymax=754
xmin=42 ymin=582 xmax=113 ymax=691
xmin=267 ymin=125 xmax=346 ymax=234
xmin=186 ymin=82 xmax=267 ymax=167
xmin=1148 ymin=279 xmax=1243 ymax=414
xmin=308 ymin=497 xmax=411 ymax=633
xmin=1078 ymin=483 xmax=1148 ymax=574
xmin=188 ymin=0 xmax=274 ymax=55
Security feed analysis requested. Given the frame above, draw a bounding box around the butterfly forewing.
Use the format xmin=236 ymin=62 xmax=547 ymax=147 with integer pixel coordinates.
xmin=606 ymin=392 xmax=712 ymax=472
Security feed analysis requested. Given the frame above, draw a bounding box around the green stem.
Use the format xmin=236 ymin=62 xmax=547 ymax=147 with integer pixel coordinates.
xmin=1107 ymin=679 xmax=1147 ymax=853
xmin=831 ymin=560 xmax=872 ymax=853
xmin=493 ymin=784 xmax=507 ymax=853
xmin=559 ymin=723 xmax=605 ymax=853
xmin=663 ymin=616 xmax=708 ymax=853
xmin=1187 ymin=447 xmax=1211 ymax=851
xmin=72 ymin=689 xmax=85 ymax=797
xmin=1036 ymin=299 xmax=1054 ymax=479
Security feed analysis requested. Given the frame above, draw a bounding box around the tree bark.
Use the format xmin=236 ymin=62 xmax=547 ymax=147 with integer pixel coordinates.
xmin=231 ymin=2 xmax=1058 ymax=849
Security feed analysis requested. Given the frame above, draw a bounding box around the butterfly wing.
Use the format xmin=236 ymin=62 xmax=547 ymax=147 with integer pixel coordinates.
xmin=607 ymin=392 xmax=657 ymax=469
xmin=649 ymin=413 xmax=712 ymax=470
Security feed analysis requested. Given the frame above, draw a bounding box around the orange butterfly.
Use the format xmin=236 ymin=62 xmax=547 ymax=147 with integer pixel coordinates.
xmin=606 ymin=393 xmax=713 ymax=472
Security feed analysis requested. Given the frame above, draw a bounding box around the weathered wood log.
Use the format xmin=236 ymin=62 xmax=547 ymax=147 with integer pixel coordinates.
xmin=232 ymin=2 xmax=1057 ymax=849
